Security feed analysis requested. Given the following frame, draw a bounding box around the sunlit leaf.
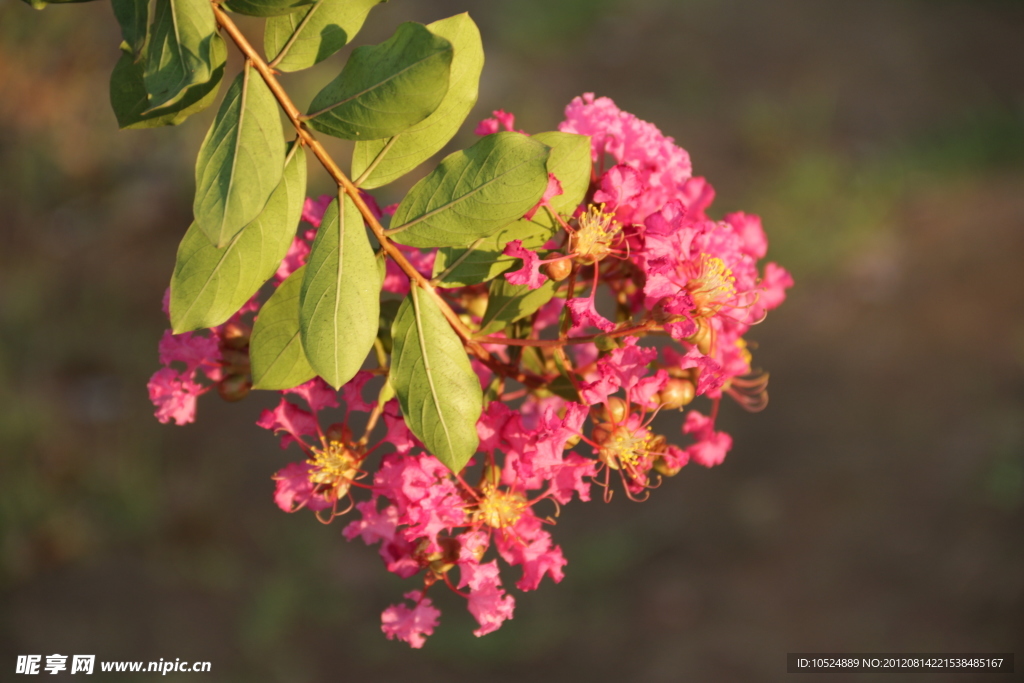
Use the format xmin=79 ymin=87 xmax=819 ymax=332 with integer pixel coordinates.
xmin=389 ymin=132 xmax=550 ymax=248
xmin=299 ymin=195 xmax=381 ymax=389
xmin=390 ymin=287 xmax=482 ymax=472
xmin=352 ymin=13 xmax=483 ymax=188
xmin=250 ymin=267 xmax=317 ymax=390
xmin=305 ymin=22 xmax=452 ymax=140
xmin=193 ymin=63 xmax=285 ymax=247
xmin=171 ymin=144 xmax=306 ymax=332
xmin=264 ymin=0 xmax=385 ymax=73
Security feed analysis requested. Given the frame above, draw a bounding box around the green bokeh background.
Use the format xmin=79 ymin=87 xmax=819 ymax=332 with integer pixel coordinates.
xmin=1 ymin=0 xmax=1022 ymax=680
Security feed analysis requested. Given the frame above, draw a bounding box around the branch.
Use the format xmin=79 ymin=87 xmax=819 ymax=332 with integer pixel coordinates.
xmin=211 ymin=4 xmax=491 ymax=364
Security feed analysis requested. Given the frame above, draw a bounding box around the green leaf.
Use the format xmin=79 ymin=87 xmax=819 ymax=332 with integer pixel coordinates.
xmin=299 ymin=195 xmax=381 ymax=389
xmin=390 ymin=287 xmax=482 ymax=472
xmin=389 ymin=132 xmax=550 ymax=248
xmin=431 ymin=216 xmax=554 ymax=288
xmin=531 ymin=131 xmax=592 ymax=220
xmin=250 ymin=267 xmax=317 ymax=390
xmin=109 ymin=38 xmax=226 ymax=129
xmin=194 ymin=63 xmax=286 ymax=248
xmin=264 ymin=0 xmax=385 ymax=73
xmin=170 ymin=144 xmax=306 ymax=333
xmin=222 ymin=0 xmax=315 ymax=17
xmin=111 ymin=0 xmax=148 ymax=60
xmin=305 ymin=22 xmax=452 ymax=140
xmin=352 ymin=13 xmax=483 ymax=189
xmin=143 ymin=0 xmax=221 ymax=110
xmin=480 ymin=276 xmax=558 ymax=335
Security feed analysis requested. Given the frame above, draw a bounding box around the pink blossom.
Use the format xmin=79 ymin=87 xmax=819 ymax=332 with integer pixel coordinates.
xmin=678 ymin=176 xmax=716 ymax=220
xmin=759 ymin=262 xmax=794 ymax=311
xmin=301 ymin=195 xmax=332 ymax=227
xmin=285 ymin=377 xmax=339 ymax=413
xmin=157 ymin=330 xmax=220 ymax=375
xmin=273 ymin=462 xmax=332 ymax=512
xmin=474 ymin=109 xmax=523 ymax=136
xmin=593 ymin=164 xmax=645 ymax=224
xmin=458 ymin=560 xmax=516 ymax=636
xmin=256 ymin=398 xmax=320 ymax=449
xmin=495 ymin=515 xmax=567 ymax=591
xmin=381 ymin=591 xmax=440 ymax=648
xmin=382 ymin=403 xmax=418 ymax=455
xmin=567 ymin=296 xmax=615 ymax=334
xmin=524 ymin=173 xmax=564 ymax=220
xmin=147 ymin=368 xmax=205 ymax=425
xmin=560 ymin=93 xmax=692 ymax=222
xmin=502 ymin=240 xmax=547 ymax=289
xmin=682 ymin=410 xmax=733 ymax=467
xmin=275 ymin=236 xmax=310 ymax=282
xmin=340 ymin=370 xmax=374 ymax=413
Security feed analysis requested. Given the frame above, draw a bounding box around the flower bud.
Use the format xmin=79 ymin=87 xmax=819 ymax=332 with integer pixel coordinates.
xmin=653 ymin=456 xmax=683 ymax=477
xmin=687 ymin=320 xmax=713 ymax=355
xmin=545 ymin=257 xmax=572 ymax=282
xmin=601 ymin=396 xmax=628 ymax=424
xmin=658 ymin=378 xmax=695 ymax=410
xmin=217 ymin=373 xmax=251 ymax=402
xmin=221 ymin=322 xmax=251 ymax=350
xmin=563 ymin=433 xmax=581 ymax=449
xmin=326 ymin=423 xmax=352 ymax=444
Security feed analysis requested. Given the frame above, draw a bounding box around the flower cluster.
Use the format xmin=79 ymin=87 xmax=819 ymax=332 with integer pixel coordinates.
xmin=148 ymin=94 xmax=791 ymax=647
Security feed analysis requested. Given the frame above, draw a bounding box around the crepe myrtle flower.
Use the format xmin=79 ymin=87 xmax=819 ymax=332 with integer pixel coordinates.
xmin=146 ymin=92 xmax=791 ymax=647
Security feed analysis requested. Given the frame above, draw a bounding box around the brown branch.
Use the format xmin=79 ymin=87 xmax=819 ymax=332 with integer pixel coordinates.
xmin=211 ymin=5 xmax=490 ymax=364
xmin=473 ymin=320 xmax=656 ymax=347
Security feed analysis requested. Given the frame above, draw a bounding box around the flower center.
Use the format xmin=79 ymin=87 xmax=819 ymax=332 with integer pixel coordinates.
xmin=307 ymin=440 xmax=362 ymax=497
xmin=598 ymin=425 xmax=655 ymax=470
xmin=685 ymin=254 xmax=736 ymax=316
xmin=572 ymin=204 xmax=621 ymax=264
xmin=474 ymin=482 xmax=528 ymax=529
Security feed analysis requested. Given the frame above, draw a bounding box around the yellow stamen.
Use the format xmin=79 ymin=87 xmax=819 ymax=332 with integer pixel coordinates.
xmin=474 ymin=482 xmax=528 ymax=529
xmin=598 ymin=425 xmax=655 ymax=470
xmin=686 ymin=254 xmax=736 ymax=316
xmin=307 ymin=440 xmax=362 ymax=498
xmin=572 ymin=204 xmax=621 ymax=265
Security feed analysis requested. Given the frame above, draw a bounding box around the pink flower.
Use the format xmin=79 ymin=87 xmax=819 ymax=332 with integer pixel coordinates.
xmin=593 ymin=164 xmax=645 ymax=224
xmin=157 ymin=330 xmax=220 ymax=375
xmin=285 ymin=377 xmax=339 ymax=413
xmin=524 ymin=173 xmax=564 ymax=220
xmin=458 ymin=560 xmax=515 ymax=636
xmin=502 ymin=240 xmax=547 ymax=289
xmin=474 ymin=109 xmax=523 ymax=136
xmin=682 ymin=410 xmax=733 ymax=467
xmin=272 ymin=462 xmax=332 ymax=512
xmin=256 ymin=398 xmax=320 ymax=449
xmin=381 ymin=591 xmax=440 ymax=648
xmin=567 ymin=296 xmax=615 ymax=334
xmin=301 ymin=195 xmax=332 ymax=227
xmin=340 ymin=370 xmax=374 ymax=413
xmin=560 ymin=93 xmax=692 ymax=222
xmin=495 ymin=514 xmax=566 ymax=591
xmin=147 ymin=368 xmax=205 ymax=425
xmin=759 ymin=262 xmax=794 ymax=311
xmin=275 ymin=236 xmax=310 ymax=282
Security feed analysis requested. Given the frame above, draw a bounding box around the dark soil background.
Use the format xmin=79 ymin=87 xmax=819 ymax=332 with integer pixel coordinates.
xmin=1 ymin=0 xmax=1022 ymax=681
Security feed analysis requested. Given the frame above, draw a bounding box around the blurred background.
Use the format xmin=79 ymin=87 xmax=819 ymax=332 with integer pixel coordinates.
xmin=1 ymin=0 xmax=1022 ymax=680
